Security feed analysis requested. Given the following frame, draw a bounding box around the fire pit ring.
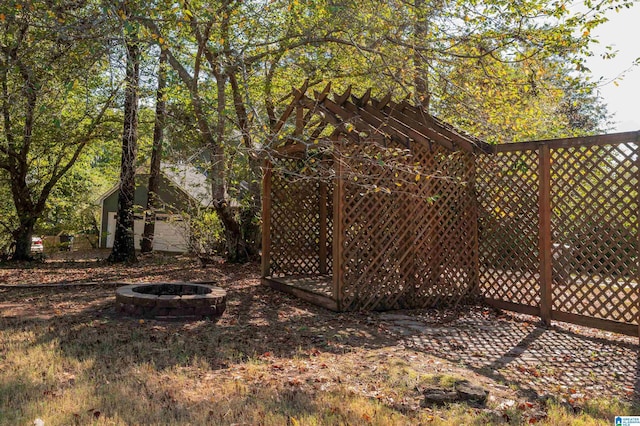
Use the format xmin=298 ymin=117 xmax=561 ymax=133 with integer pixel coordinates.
xmin=116 ymin=282 xmax=226 ymax=320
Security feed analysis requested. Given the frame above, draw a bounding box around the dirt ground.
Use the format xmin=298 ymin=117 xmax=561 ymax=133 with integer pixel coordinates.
xmin=1 ymin=250 xmax=638 ymax=423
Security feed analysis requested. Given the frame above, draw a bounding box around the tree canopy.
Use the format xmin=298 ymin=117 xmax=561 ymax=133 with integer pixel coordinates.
xmin=0 ymin=0 xmax=634 ymax=261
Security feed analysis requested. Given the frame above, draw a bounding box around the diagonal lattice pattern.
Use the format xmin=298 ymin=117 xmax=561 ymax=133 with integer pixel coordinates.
xmin=476 ymin=151 xmax=541 ymax=307
xmin=268 ymin=157 xmax=333 ymax=281
xmin=338 ymin=143 xmax=478 ymax=311
xmin=550 ymin=144 xmax=639 ymax=324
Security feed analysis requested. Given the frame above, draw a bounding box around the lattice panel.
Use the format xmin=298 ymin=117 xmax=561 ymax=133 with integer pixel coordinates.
xmin=268 ymin=157 xmax=334 ymax=278
xmin=476 ymin=151 xmax=541 ymax=307
xmin=550 ymin=143 xmax=639 ymax=324
xmin=338 ymin=143 xmax=478 ymax=311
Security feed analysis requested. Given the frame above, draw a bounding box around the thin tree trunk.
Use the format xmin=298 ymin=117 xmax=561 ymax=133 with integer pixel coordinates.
xmin=414 ymin=0 xmax=430 ymax=111
xmin=140 ymin=51 xmax=167 ymax=253
xmin=108 ymin=29 xmax=140 ymax=263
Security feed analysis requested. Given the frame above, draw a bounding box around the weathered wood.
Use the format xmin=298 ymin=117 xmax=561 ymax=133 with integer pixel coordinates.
xmin=314 ymin=82 xmax=332 ymax=103
xmin=374 ymin=92 xmax=392 ymax=110
xmin=538 ymin=145 xmax=553 ymax=325
xmin=333 ymin=142 xmax=345 ymax=310
xmin=261 ymin=160 xmax=272 ymax=278
xmin=265 ymin=82 xmax=640 ymax=336
xmin=263 ymin=278 xmax=339 ymax=311
xmin=392 ymin=101 xmax=485 ymax=153
xmin=495 ymin=130 xmax=640 ymax=153
xmin=484 ymin=298 xmax=541 ymax=317
xmin=551 ymin=311 xmax=638 ymax=337
xmin=272 ymin=81 xmax=308 ymax=134
xmin=294 ymin=105 xmax=304 ymax=136
xmin=334 ymin=86 xmax=352 ymax=106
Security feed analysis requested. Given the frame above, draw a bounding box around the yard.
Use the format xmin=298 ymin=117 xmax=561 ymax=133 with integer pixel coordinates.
xmin=1 ymin=251 xmax=639 ymax=425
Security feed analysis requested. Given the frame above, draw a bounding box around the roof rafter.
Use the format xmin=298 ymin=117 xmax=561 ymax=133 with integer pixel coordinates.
xmin=271 ymin=82 xmax=490 ymax=154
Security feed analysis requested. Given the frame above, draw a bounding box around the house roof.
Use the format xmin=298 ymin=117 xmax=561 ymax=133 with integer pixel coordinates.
xmin=96 ymin=162 xmax=213 ymax=207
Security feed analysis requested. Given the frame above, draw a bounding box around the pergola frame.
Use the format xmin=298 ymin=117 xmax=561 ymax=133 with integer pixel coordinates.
xmin=261 ymin=82 xmax=485 ymax=311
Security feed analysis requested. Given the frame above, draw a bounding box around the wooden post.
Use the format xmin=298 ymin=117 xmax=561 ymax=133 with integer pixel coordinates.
xmin=294 ymin=105 xmax=304 ymax=136
xmin=635 ymin=135 xmax=640 ymax=341
xmin=469 ymin=154 xmax=481 ymax=296
xmin=261 ymin=160 xmax=272 ymax=278
xmin=332 ymin=146 xmax=345 ymax=310
xmin=319 ymin=181 xmax=328 ymax=275
xmin=538 ymin=145 xmax=553 ymax=325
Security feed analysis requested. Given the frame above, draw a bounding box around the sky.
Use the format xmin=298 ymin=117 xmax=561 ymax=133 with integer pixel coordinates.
xmin=584 ymin=2 xmax=640 ymax=132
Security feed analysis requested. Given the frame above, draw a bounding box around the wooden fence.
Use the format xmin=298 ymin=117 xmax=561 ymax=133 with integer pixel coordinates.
xmin=477 ymin=131 xmax=640 ymax=336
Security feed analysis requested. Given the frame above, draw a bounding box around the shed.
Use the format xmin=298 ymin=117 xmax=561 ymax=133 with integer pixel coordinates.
xmin=261 ymin=83 xmax=493 ymax=311
xmin=97 ymin=163 xmax=212 ymax=252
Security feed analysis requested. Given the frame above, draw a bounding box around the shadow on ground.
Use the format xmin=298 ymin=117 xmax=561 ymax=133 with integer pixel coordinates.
xmin=1 ymin=267 xmax=638 ymax=405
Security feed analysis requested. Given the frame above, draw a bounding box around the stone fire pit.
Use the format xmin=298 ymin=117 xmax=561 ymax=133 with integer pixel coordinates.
xmin=116 ymin=283 xmax=226 ymax=320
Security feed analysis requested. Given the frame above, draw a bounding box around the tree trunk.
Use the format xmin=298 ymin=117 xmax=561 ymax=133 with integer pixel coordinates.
xmin=108 ymin=29 xmax=140 ymax=263
xmin=414 ymin=0 xmax=430 ymax=111
xmin=140 ymin=51 xmax=167 ymax=254
xmin=11 ymin=216 xmax=36 ymax=261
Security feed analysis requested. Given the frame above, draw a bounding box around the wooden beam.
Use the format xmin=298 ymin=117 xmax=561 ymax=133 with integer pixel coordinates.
xmin=538 ymin=145 xmax=553 ymax=325
xmin=495 ymin=130 xmax=640 ymax=153
xmin=261 ymin=160 xmax=273 ymax=278
xmin=314 ymin=82 xmax=332 ymax=102
xmin=358 ymin=101 xmax=459 ymax=151
xmin=263 ymin=278 xmax=339 ymax=311
xmin=294 ymin=105 xmax=304 ymax=136
xmin=333 ymin=147 xmax=345 ymax=311
xmin=273 ymin=143 xmax=307 ymax=155
xmin=551 ymin=311 xmax=639 ymax=337
xmin=309 ymin=121 xmax=328 ymax=141
xmin=377 ymin=101 xmax=457 ymax=151
xmin=484 ymin=298 xmax=541 ymax=317
xmin=301 ymin=96 xmax=390 ymax=145
xmin=334 ymin=86 xmax=352 ymax=106
xmin=298 ymin=97 xmax=366 ymax=144
xmin=395 ymin=101 xmax=484 ymax=153
xmin=374 ymin=92 xmax=392 ymax=110
xmin=272 ymin=81 xmax=309 ymax=135
xmin=352 ymin=88 xmax=371 ymax=107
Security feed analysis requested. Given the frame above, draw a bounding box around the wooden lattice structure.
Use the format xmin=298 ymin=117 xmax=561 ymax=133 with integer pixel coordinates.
xmin=262 ymin=83 xmax=490 ymax=311
xmin=477 ymin=133 xmax=640 ymax=336
xmin=262 ymin=82 xmax=640 ymax=337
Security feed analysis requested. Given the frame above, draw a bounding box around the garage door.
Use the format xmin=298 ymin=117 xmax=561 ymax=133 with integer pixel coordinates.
xmin=106 ymin=212 xmax=190 ymax=253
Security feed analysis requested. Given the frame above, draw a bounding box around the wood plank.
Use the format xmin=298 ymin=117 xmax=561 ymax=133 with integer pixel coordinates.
xmin=294 ymin=105 xmax=304 ymax=136
xmin=538 ymin=145 xmax=553 ymax=325
xmin=381 ymin=101 xmax=458 ymax=152
xmin=374 ymin=92 xmax=391 ymax=110
xmin=394 ymin=101 xmax=489 ymax=153
xmin=470 ymin=155 xmax=481 ymax=295
xmin=272 ymin=81 xmax=308 ymax=134
xmin=298 ymin=96 xmax=374 ymax=145
xmin=495 ymin=130 xmax=640 ymax=153
xmin=262 ymin=278 xmax=339 ymax=311
xmin=332 ymin=145 xmax=345 ymax=310
xmin=484 ymin=298 xmax=541 ymax=316
xmin=334 ymin=86 xmax=351 ymax=105
xmin=261 ymin=160 xmax=272 ymax=278
xmin=551 ymin=311 xmax=638 ymax=337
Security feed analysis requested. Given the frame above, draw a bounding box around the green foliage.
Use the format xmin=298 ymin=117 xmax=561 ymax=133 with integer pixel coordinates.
xmin=186 ymin=209 xmax=225 ymax=256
